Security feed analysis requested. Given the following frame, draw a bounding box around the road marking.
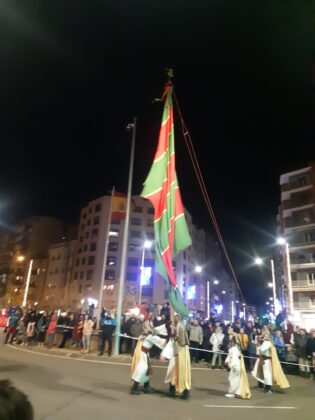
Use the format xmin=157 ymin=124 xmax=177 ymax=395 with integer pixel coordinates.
xmin=204 ymin=405 xmax=297 ymax=410
xmin=7 ymin=345 xmax=212 ymax=370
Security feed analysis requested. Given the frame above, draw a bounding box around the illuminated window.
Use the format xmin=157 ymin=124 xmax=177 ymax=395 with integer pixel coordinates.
xmin=107 ymin=256 xmax=117 ymax=266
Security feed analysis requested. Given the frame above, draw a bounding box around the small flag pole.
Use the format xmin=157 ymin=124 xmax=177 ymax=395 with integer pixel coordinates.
xmin=97 ymin=186 xmax=115 ymax=327
xmin=114 ymin=117 xmax=137 ymax=355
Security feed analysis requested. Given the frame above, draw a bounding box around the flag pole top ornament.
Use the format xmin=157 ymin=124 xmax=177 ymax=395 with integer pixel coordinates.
xmin=166 ymin=68 xmax=174 ymax=79
xmin=152 ymin=68 xmax=174 ymax=104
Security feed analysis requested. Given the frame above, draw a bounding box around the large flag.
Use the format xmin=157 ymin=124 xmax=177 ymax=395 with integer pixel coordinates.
xmin=141 ymin=82 xmax=192 ymax=316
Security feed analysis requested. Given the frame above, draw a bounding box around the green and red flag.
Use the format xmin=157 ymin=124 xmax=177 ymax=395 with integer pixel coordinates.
xmin=141 ymin=82 xmax=192 ymax=316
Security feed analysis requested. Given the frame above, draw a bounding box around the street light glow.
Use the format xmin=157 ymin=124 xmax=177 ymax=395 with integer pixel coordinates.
xmin=255 ymin=257 xmax=263 ymax=265
xmin=268 ymin=282 xmax=273 ymax=287
xmin=277 ymin=237 xmax=286 ymax=245
xmin=144 ymin=240 xmax=152 ymax=249
xmin=222 ymin=290 xmax=226 ymax=294
xmin=17 ymin=255 xmax=25 ymax=262
xmin=213 ymin=280 xmax=219 ymax=285
xmin=195 ymin=265 xmax=202 ymax=273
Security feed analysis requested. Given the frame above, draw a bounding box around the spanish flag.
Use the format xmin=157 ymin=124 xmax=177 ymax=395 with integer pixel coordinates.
xmin=111 ymin=192 xmax=126 ymax=221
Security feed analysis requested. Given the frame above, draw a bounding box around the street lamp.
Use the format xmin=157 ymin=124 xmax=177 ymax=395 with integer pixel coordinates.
xmin=254 ymin=257 xmax=277 ymax=315
xmin=195 ymin=265 xmax=202 ymax=273
xmin=277 ymin=237 xmax=286 ymax=245
xmin=138 ymin=240 xmax=152 ymax=305
xmin=255 ymin=257 xmax=263 ymax=265
xmin=17 ymin=255 xmax=25 ymax=263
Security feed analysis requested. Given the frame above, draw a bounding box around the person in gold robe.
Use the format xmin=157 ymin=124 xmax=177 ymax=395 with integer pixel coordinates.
xmin=161 ymin=315 xmax=191 ymax=400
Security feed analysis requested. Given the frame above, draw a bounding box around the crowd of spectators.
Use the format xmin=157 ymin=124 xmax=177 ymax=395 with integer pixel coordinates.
xmin=2 ymin=303 xmax=315 ymax=379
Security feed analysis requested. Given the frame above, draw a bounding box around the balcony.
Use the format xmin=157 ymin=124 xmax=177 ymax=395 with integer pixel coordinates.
xmin=282 ymin=178 xmax=311 ymax=192
xmin=293 ymin=301 xmax=315 ymax=310
xmin=283 ymin=217 xmax=315 ymax=229
xmin=292 ymin=280 xmax=315 ymax=291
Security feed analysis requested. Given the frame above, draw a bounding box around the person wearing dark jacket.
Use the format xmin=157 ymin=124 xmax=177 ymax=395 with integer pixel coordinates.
xmin=59 ymin=313 xmax=75 ymax=348
xmin=306 ymin=330 xmax=315 ymax=380
xmin=295 ymin=329 xmax=310 ymax=377
xmin=99 ymin=311 xmax=116 ymax=357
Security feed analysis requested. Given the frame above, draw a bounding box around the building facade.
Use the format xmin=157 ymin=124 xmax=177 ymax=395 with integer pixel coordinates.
xmin=41 ymin=240 xmax=77 ymax=312
xmin=0 ymin=217 xmax=74 ymax=307
xmin=67 ymin=193 xmax=235 ymax=319
xmin=279 ymin=164 xmax=315 ymax=329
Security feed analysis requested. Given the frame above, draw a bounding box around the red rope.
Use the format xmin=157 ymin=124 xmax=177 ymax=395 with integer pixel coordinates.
xmin=174 ymin=93 xmax=245 ymax=303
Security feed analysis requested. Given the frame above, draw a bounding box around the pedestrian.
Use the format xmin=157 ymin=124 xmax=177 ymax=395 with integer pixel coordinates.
xmin=26 ymin=320 xmax=36 ymax=346
xmin=59 ymin=313 xmax=75 ymax=348
xmin=82 ymin=314 xmax=94 ymax=353
xmin=238 ymin=328 xmax=249 ymax=370
xmin=295 ymin=328 xmax=310 ymax=377
xmin=274 ymin=330 xmax=286 ymax=363
xmin=16 ymin=317 xmax=27 ymax=345
xmin=73 ymin=314 xmax=84 ymax=349
xmin=46 ymin=312 xmax=58 ymax=348
xmin=4 ymin=310 xmax=20 ymax=344
xmin=252 ymin=327 xmax=290 ymax=394
xmin=224 ymin=334 xmax=251 ymax=399
xmin=187 ymin=319 xmax=203 ymax=363
xmin=200 ymin=321 xmax=211 ymax=363
xmin=306 ymin=329 xmax=315 ymax=380
xmin=99 ymin=311 xmax=116 ymax=357
xmin=37 ymin=312 xmax=48 ymax=347
xmin=210 ymin=326 xmax=224 ymax=369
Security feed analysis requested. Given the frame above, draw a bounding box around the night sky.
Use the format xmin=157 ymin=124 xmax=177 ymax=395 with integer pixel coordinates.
xmin=0 ymin=1 xmax=314 ymax=305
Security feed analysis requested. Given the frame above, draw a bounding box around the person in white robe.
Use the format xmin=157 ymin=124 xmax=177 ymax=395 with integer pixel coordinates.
xmin=225 ymin=334 xmax=251 ymax=399
xmin=130 ymin=322 xmax=167 ymax=394
xmin=252 ymin=327 xmax=289 ymax=394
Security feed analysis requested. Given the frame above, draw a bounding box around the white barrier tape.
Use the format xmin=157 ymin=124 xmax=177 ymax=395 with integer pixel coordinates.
xmin=118 ymin=333 xmax=314 ymax=369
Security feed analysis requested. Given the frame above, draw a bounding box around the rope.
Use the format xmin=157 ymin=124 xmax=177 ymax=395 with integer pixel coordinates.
xmin=173 ymin=93 xmax=245 ymax=303
xmin=119 ymin=333 xmax=313 ymax=369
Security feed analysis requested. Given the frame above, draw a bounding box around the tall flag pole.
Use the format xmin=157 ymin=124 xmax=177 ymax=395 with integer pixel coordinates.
xmin=141 ymin=73 xmax=192 ymax=316
xmin=114 ymin=117 xmax=137 ymax=355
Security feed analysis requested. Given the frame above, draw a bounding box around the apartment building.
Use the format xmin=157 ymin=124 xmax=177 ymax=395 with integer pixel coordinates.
xmin=67 ymin=193 xmax=234 ymax=318
xmin=279 ymin=163 xmax=315 ymax=329
xmin=0 ymin=217 xmax=74 ymax=307
xmin=41 ymin=240 xmax=77 ymax=312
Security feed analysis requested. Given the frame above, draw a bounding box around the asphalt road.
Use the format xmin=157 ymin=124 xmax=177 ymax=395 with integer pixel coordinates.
xmin=0 ymin=335 xmax=314 ymax=420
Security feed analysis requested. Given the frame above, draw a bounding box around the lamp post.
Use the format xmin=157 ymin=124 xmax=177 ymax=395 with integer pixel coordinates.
xmin=22 ymin=259 xmax=33 ymax=308
xmin=114 ymin=117 xmax=136 ymax=356
xmin=206 ymin=277 xmax=219 ymax=319
xmin=254 ymin=257 xmax=277 ymax=314
xmin=139 ymin=240 xmax=152 ymax=305
xmin=277 ymin=238 xmax=293 ymax=316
